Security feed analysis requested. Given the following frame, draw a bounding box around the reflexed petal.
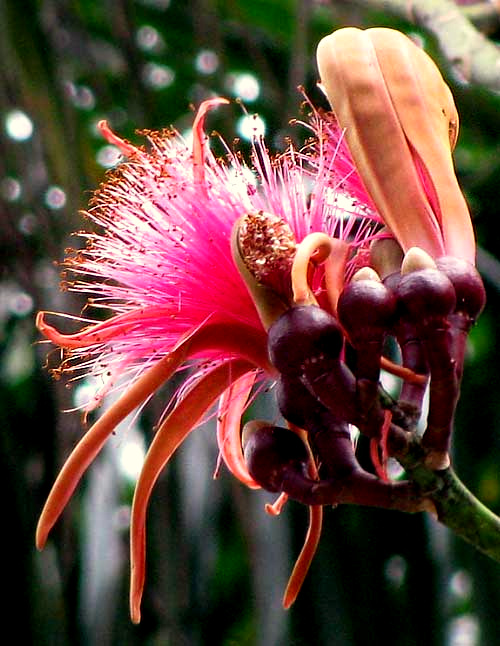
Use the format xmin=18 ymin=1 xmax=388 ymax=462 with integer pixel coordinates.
xmin=36 ymin=307 xmax=174 ymax=349
xmin=36 ymin=350 xmax=183 ymax=550
xmin=282 ymin=504 xmax=323 ymax=609
xmin=281 ymin=424 xmax=323 ymax=608
xmin=217 ymin=371 xmax=260 ymax=488
xmin=129 ymin=358 xmax=255 ymax=623
xmin=36 ymin=320 xmax=271 ymax=549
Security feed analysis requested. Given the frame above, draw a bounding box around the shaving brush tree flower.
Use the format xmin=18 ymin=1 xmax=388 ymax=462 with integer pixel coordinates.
xmin=35 ymin=26 xmax=500 ymax=624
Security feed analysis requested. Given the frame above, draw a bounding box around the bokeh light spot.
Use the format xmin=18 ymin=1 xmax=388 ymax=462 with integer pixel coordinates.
xmin=0 ymin=176 xmax=22 ymax=201
xmin=449 ymin=570 xmax=472 ymax=601
xmin=384 ymin=554 xmax=407 ymax=588
xmin=142 ymin=62 xmax=175 ymax=89
xmin=447 ymin=614 xmax=479 ymax=646
xmin=136 ymin=25 xmax=164 ymax=52
xmin=5 ymin=109 xmax=34 ymax=141
xmin=228 ymin=72 xmax=260 ymax=101
xmin=97 ymin=145 xmax=122 ymax=169
xmin=18 ymin=212 xmax=38 ymax=236
xmin=117 ymin=432 xmax=146 ymax=481
xmin=195 ymin=49 xmax=219 ymax=75
xmin=44 ymin=186 xmax=67 ymax=210
xmin=66 ymin=83 xmax=96 ymax=110
xmin=237 ymin=113 xmax=266 ymax=141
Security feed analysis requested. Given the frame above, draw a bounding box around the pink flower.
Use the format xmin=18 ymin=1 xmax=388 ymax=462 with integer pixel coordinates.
xmin=36 ymin=97 xmax=383 ymax=622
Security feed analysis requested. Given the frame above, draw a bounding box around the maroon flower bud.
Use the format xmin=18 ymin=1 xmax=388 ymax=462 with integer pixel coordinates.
xmin=242 ymin=421 xmax=310 ymax=492
xmin=337 ymin=277 xmax=397 ymax=345
xmin=436 ymin=256 xmax=486 ymax=324
xmin=268 ymin=305 xmax=343 ymax=377
xmin=396 ymin=268 xmax=456 ymax=323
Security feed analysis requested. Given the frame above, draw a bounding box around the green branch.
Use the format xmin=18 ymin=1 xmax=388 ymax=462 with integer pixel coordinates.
xmin=398 ymin=438 xmax=500 ymax=561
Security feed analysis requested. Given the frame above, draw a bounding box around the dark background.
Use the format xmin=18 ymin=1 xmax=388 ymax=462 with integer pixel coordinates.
xmin=2 ymin=1 xmax=500 ymax=644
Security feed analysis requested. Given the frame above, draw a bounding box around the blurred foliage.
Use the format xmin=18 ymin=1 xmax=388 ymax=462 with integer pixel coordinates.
xmin=2 ymin=1 xmax=500 ymax=645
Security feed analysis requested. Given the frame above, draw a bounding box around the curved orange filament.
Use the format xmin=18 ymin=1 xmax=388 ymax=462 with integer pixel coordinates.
xmin=380 ymin=356 xmax=427 ymax=385
xmin=292 ymin=233 xmax=336 ymax=305
xmin=282 ymin=425 xmax=323 ymax=609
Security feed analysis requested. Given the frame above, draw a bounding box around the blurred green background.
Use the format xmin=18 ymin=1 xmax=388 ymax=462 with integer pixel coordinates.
xmin=2 ymin=1 xmax=500 ymax=644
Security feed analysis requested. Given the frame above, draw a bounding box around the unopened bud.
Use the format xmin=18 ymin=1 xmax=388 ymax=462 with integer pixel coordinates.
xmin=337 ymin=277 xmax=397 ymax=344
xmin=268 ymin=305 xmax=343 ymax=377
xmin=436 ymin=256 xmax=486 ymax=323
xmin=397 ymin=268 xmax=456 ymax=321
xmin=242 ymin=421 xmax=309 ymax=492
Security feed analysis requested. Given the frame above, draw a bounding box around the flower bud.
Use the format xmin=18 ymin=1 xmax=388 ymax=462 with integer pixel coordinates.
xmin=337 ymin=277 xmax=397 ymax=345
xmin=396 ymin=268 xmax=456 ymax=322
xmin=268 ymin=305 xmax=343 ymax=377
xmin=242 ymin=421 xmax=310 ymax=492
xmin=436 ymin=256 xmax=486 ymax=323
